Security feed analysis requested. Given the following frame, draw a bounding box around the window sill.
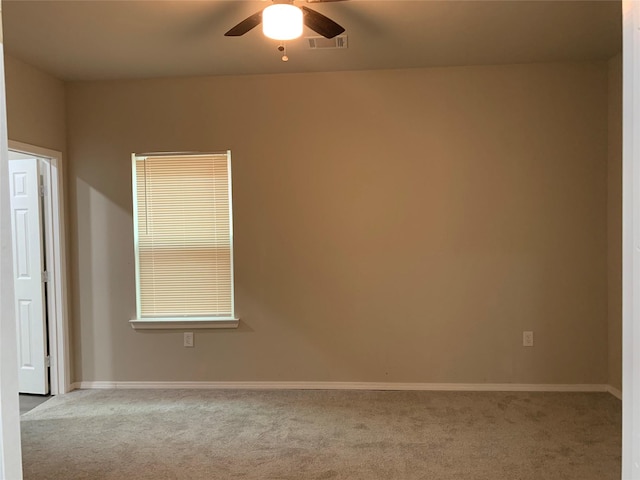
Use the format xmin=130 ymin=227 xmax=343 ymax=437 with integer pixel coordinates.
xmin=129 ymin=318 xmax=239 ymax=330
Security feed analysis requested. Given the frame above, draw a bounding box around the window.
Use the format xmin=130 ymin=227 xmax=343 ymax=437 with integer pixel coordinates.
xmin=129 ymin=152 xmax=238 ymax=329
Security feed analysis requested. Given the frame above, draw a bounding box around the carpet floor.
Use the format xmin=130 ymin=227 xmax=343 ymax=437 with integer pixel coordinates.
xmin=20 ymin=389 xmax=621 ymax=480
xmin=19 ymin=394 xmax=51 ymax=415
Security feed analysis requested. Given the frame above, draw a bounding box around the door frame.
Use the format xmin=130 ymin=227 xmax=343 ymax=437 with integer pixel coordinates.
xmin=0 ymin=17 xmax=23 ymax=474
xmin=623 ymin=1 xmax=640 ymax=478
xmin=8 ymin=140 xmax=70 ymax=396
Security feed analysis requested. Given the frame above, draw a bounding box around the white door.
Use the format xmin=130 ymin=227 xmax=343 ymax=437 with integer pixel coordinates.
xmin=8 ymin=158 xmax=49 ymax=395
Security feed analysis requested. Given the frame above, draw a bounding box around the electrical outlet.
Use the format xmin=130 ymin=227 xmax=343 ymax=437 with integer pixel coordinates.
xmin=523 ymin=331 xmax=534 ymax=347
xmin=184 ymin=332 xmax=194 ymax=348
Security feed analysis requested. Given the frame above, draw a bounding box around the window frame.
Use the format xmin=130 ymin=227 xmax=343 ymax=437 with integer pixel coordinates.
xmin=129 ymin=151 xmax=239 ymax=330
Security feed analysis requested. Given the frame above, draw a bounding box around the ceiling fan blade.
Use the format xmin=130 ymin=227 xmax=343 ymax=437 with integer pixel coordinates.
xmin=305 ymin=0 xmax=348 ymax=3
xmin=301 ymin=6 xmax=345 ymax=39
xmin=224 ymin=11 xmax=262 ymax=37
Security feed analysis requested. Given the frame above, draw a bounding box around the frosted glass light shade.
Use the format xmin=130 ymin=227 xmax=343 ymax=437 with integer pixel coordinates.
xmin=262 ymin=4 xmax=303 ymax=40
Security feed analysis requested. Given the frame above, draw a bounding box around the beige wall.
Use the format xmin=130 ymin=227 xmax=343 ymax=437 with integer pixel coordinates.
xmin=4 ymin=54 xmax=66 ymax=153
xmin=608 ymin=53 xmax=622 ymax=392
xmin=3 ymin=54 xmax=71 ymax=383
xmin=66 ymin=61 xmax=609 ymax=384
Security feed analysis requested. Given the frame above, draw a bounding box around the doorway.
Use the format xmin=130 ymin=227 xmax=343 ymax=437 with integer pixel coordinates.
xmin=7 ymin=141 xmax=69 ymax=397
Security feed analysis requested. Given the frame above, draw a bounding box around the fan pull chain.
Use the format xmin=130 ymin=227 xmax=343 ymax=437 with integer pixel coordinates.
xmin=278 ymin=42 xmax=289 ymax=62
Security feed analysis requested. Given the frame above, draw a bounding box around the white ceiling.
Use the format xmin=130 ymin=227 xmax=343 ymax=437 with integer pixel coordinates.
xmin=1 ymin=0 xmax=621 ymax=81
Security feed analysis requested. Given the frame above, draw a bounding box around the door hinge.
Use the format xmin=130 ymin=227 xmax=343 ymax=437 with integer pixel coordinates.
xmin=39 ymin=184 xmax=46 ymax=197
xmin=42 ymin=270 xmax=49 ymax=283
xmin=45 ymin=355 xmax=50 ymax=368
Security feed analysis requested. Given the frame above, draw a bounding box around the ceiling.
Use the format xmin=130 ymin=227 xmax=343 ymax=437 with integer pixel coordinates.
xmin=1 ymin=0 xmax=622 ymax=82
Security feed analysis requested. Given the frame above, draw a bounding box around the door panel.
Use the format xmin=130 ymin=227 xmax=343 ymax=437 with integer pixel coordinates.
xmin=8 ymin=158 xmax=48 ymax=395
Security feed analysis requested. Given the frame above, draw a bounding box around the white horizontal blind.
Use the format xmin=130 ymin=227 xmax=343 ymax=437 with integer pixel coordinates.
xmin=133 ymin=153 xmax=233 ymax=318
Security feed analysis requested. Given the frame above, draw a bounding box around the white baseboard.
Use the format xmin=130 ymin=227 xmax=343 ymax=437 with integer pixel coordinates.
xmin=70 ymin=381 xmax=611 ymax=393
xmin=606 ymin=385 xmax=623 ymax=400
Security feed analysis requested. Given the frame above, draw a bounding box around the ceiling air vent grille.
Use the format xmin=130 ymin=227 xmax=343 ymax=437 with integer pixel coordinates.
xmin=307 ymin=35 xmax=348 ymax=50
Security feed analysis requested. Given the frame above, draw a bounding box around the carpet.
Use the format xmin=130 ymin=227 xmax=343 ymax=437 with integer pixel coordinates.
xmin=19 ymin=394 xmax=51 ymax=415
xmin=20 ymin=389 xmax=621 ymax=480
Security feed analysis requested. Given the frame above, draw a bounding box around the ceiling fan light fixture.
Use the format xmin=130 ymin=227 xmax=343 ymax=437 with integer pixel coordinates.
xmin=262 ymin=4 xmax=303 ymax=41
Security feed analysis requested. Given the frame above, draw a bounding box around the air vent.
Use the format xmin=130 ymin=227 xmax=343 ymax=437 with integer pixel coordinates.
xmin=307 ymin=35 xmax=348 ymax=50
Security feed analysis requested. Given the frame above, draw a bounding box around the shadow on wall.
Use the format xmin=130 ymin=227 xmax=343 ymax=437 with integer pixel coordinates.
xmin=73 ymin=178 xmax=136 ymax=381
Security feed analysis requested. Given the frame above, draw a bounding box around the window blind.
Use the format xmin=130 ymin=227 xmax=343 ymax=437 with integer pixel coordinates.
xmin=133 ymin=153 xmax=233 ymax=318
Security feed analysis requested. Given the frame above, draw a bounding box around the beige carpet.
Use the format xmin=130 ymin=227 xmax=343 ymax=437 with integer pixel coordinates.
xmin=19 ymin=394 xmax=51 ymax=415
xmin=20 ymin=389 xmax=621 ymax=480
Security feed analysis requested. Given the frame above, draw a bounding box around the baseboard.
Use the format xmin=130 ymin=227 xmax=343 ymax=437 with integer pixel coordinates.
xmin=71 ymin=381 xmax=610 ymax=393
xmin=606 ymin=385 xmax=623 ymax=400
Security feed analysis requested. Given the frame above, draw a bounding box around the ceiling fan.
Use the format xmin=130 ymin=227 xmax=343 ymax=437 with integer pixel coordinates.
xmin=224 ymin=0 xmax=347 ymax=40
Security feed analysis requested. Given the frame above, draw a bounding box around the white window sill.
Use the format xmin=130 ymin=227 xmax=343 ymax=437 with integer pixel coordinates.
xmin=129 ymin=318 xmax=239 ymax=330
